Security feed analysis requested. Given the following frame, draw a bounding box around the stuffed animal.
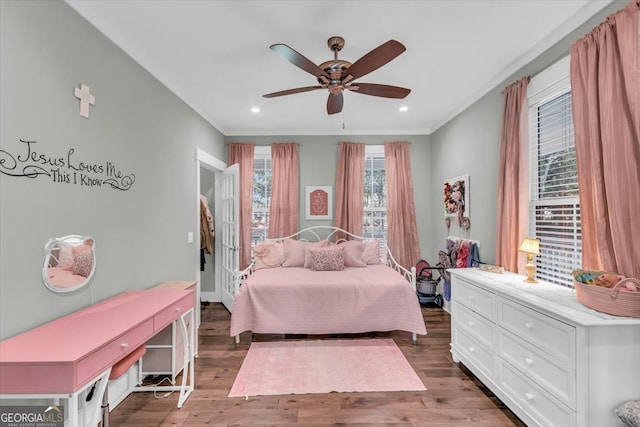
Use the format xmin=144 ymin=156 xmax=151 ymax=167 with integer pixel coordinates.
xmin=596 ymin=274 xmax=639 ymax=292
xmin=595 ymin=273 xmax=624 ymax=288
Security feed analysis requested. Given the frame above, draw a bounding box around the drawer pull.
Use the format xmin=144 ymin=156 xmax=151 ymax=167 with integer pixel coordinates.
xmin=524 ymin=357 xmax=534 ymax=365
xmin=468 ymin=346 xmax=475 ymax=353
xmin=467 ymin=295 xmax=475 ymax=301
xmin=525 ymin=392 xmax=535 ymax=401
xmin=175 ymin=307 xmax=181 ymax=312
xmin=524 ymin=322 xmax=533 ymax=330
xmin=120 ymin=343 xmax=128 ymax=349
xmin=467 ymin=320 xmax=475 ymax=327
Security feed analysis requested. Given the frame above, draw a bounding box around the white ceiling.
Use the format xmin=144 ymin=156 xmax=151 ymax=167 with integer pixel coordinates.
xmin=65 ymin=0 xmax=613 ymax=136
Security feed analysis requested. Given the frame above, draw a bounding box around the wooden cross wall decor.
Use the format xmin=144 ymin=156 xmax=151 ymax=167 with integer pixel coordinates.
xmin=74 ymin=83 xmax=95 ymax=118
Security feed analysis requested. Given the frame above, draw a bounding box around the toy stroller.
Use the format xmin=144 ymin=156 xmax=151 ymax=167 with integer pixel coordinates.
xmin=415 ymin=260 xmax=444 ymax=307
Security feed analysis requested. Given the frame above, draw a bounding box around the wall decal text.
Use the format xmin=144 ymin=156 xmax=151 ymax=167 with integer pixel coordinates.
xmin=0 ymin=139 xmax=135 ymax=191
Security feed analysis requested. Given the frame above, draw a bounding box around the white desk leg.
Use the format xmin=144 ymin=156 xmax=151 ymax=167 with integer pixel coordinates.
xmin=67 ymin=393 xmax=78 ymax=427
xmin=176 ymin=308 xmax=194 ymax=408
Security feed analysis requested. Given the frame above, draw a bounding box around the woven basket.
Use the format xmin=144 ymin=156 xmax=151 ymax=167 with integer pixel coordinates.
xmin=574 ymin=276 xmax=640 ymax=318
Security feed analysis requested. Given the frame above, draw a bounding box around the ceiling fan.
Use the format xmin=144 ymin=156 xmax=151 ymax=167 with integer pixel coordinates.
xmin=263 ymin=36 xmax=411 ymax=115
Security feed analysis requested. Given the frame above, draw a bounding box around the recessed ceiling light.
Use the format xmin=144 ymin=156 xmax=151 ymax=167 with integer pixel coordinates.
xmin=399 ymin=106 xmax=408 ymax=112
xmin=251 ymin=106 xmax=260 ymax=113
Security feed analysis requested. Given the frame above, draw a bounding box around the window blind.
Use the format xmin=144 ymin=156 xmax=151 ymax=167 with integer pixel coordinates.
xmin=252 ymin=154 xmax=271 ymax=244
xmin=363 ymin=149 xmax=387 ymax=242
xmin=530 ymin=91 xmax=581 ymax=287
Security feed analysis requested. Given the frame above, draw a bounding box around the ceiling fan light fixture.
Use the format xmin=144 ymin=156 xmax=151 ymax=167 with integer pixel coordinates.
xmin=250 ymin=106 xmax=260 ymax=113
xmin=263 ymin=36 xmax=410 ymax=115
xmin=399 ymin=106 xmax=408 ymax=112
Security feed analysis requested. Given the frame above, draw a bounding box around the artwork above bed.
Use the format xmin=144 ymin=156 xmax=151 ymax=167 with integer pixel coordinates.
xmin=230 ymin=226 xmax=427 ymax=343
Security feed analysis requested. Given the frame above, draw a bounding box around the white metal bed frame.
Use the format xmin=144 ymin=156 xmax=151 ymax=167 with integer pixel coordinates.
xmin=232 ymin=226 xmax=419 ymax=343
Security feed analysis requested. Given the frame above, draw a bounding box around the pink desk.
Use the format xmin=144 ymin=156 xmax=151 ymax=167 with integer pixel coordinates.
xmin=0 ymin=289 xmax=195 ymax=426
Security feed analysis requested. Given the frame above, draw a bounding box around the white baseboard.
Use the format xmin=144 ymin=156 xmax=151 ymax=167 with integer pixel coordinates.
xmin=200 ymin=291 xmax=220 ymax=302
xmin=443 ymin=299 xmax=451 ymax=314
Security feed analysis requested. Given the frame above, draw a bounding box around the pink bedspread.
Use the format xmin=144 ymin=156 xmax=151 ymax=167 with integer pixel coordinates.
xmin=230 ymin=265 xmax=427 ymax=337
xmin=45 ymin=267 xmax=87 ymax=288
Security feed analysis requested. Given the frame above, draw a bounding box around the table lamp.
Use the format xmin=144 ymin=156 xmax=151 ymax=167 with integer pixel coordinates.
xmin=518 ymin=237 xmax=540 ymax=283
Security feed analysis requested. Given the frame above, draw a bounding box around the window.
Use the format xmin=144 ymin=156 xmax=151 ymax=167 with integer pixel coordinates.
xmin=363 ymin=146 xmax=387 ymax=243
xmin=527 ymin=56 xmax=581 ymax=287
xmin=252 ymin=146 xmax=271 ymax=244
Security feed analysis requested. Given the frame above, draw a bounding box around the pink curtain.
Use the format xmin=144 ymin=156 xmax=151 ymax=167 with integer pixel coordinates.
xmin=268 ymin=143 xmax=299 ymax=238
xmin=495 ymin=76 xmax=531 ymax=273
xmin=228 ymin=143 xmax=255 ymax=270
xmin=570 ymin=0 xmax=640 ymax=278
xmin=334 ymin=142 xmax=364 ymax=240
xmin=385 ymin=142 xmax=420 ymax=270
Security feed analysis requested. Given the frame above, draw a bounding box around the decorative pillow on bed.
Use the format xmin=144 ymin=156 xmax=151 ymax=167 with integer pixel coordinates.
xmin=72 ymin=247 xmax=93 ymax=278
xmin=282 ymin=239 xmax=328 ymax=268
xmin=252 ymin=241 xmax=284 ymax=270
xmin=58 ymin=244 xmax=75 ymax=270
xmin=308 ymin=246 xmax=345 ymax=271
xmin=338 ymin=240 xmax=367 ymax=267
xmin=362 ymin=239 xmax=383 ymax=264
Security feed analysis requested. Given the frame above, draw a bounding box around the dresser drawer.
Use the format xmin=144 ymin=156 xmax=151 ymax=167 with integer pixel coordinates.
xmin=497 ymin=298 xmax=575 ymax=364
xmin=498 ymin=361 xmax=575 ymax=427
xmin=153 ymin=293 xmax=194 ymax=332
xmin=77 ymin=318 xmax=153 ymax=387
xmin=498 ymin=329 xmax=575 ymax=409
xmin=454 ymin=328 xmax=495 ymax=380
xmin=454 ymin=278 xmax=496 ymax=320
xmin=454 ymin=302 xmax=495 ymax=349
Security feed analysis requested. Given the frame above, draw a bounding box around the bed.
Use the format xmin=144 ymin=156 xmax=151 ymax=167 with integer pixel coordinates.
xmin=229 ymin=226 xmax=427 ymax=343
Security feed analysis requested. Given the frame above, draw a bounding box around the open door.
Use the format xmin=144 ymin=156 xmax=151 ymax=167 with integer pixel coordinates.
xmin=217 ymin=163 xmax=239 ymax=313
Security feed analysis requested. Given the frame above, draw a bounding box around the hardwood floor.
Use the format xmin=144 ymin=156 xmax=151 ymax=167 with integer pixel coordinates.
xmin=110 ymin=303 xmax=526 ymax=426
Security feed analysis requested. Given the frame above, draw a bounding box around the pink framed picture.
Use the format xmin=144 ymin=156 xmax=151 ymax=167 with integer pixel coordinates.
xmin=305 ymin=186 xmax=332 ymax=220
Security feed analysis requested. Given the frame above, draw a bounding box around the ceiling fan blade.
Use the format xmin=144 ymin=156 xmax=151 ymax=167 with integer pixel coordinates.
xmin=263 ymin=86 xmax=324 ymax=98
xmin=342 ymin=40 xmax=406 ymax=81
xmin=348 ymin=83 xmax=411 ymax=99
xmin=327 ymin=92 xmax=343 ymax=115
xmin=270 ymin=44 xmax=330 ymax=79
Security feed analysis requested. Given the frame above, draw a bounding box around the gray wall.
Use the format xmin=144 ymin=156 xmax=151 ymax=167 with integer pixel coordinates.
xmin=225 ymin=135 xmax=432 ymax=257
xmin=427 ymin=0 xmax=627 ymax=266
xmin=0 ymin=1 xmax=226 ymax=339
xmin=1 ymin=0 xmax=628 ymax=340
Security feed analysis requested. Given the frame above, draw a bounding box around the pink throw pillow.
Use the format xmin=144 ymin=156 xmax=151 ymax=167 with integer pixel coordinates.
xmin=309 ymin=246 xmax=345 ymax=271
xmin=362 ymin=240 xmax=382 ymax=264
xmin=72 ymin=249 xmax=93 ymax=278
xmin=338 ymin=240 xmax=366 ymax=267
xmin=282 ymin=239 xmax=327 ymax=268
xmin=58 ymin=244 xmax=75 ymax=270
xmin=253 ymin=241 xmax=284 ymax=270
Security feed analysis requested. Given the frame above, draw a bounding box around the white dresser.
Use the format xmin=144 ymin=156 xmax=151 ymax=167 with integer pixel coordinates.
xmin=450 ymin=268 xmax=640 ymax=427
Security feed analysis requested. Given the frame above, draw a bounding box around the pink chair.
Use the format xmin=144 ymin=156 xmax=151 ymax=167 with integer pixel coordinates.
xmin=101 ymin=345 xmax=146 ymax=427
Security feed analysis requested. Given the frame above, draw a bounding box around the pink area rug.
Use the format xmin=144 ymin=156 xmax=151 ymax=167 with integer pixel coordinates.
xmin=228 ymin=338 xmax=426 ymax=397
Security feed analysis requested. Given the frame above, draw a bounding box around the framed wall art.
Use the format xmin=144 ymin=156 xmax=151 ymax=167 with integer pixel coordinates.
xmin=305 ymin=186 xmax=332 ymax=220
xmin=443 ymin=175 xmax=469 ymax=224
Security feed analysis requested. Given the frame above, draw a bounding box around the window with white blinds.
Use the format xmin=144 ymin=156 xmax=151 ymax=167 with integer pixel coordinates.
xmin=363 ymin=146 xmax=387 ymax=243
xmin=528 ymin=60 xmax=582 ymax=287
xmin=252 ymin=147 xmax=271 ymax=244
